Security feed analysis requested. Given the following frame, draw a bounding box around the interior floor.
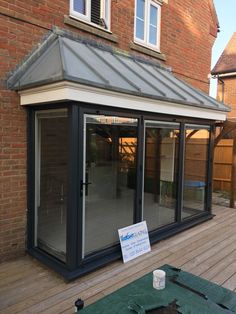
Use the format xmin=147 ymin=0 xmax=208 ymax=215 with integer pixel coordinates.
xmin=37 ymin=197 xmax=204 ymax=260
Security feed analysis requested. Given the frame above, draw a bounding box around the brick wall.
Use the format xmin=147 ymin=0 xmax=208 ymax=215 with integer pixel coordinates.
xmin=0 ymin=0 xmax=217 ymax=261
xmin=217 ymin=76 xmax=236 ymax=120
xmin=161 ymin=0 xmax=216 ymax=93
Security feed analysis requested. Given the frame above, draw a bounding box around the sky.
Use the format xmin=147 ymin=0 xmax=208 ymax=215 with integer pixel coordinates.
xmin=210 ymin=0 xmax=236 ymax=97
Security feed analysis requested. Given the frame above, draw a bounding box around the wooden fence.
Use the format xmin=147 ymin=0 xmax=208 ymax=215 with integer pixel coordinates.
xmin=213 ymin=139 xmax=233 ymax=192
xmin=119 ymin=137 xmax=234 ymax=194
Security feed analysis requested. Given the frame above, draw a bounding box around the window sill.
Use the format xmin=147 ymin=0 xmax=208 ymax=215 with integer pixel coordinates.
xmin=130 ymin=42 xmax=166 ymax=61
xmin=64 ymin=16 xmax=118 ymax=43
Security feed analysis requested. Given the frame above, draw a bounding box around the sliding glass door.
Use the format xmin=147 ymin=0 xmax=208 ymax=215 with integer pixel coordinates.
xmin=182 ymin=125 xmax=210 ymax=218
xmin=30 ymin=104 xmax=214 ymax=279
xmin=143 ymin=121 xmax=180 ymax=231
xmin=83 ymin=115 xmax=138 ymax=256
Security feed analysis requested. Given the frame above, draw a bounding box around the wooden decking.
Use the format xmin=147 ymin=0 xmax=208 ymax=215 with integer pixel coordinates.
xmin=1 ymin=205 xmax=236 ymax=313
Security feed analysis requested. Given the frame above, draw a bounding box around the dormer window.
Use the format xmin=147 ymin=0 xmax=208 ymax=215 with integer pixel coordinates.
xmin=134 ymin=0 xmax=161 ymax=51
xmin=70 ymin=0 xmax=111 ymax=30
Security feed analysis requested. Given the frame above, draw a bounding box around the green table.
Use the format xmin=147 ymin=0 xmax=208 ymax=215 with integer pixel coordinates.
xmin=77 ymin=265 xmax=236 ymax=313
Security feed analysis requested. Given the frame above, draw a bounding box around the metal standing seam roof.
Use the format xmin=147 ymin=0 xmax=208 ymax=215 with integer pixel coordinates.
xmin=7 ymin=31 xmax=230 ymax=113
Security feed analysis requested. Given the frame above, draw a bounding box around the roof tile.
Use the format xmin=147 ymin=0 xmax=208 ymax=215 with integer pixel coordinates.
xmin=212 ymin=32 xmax=236 ymax=74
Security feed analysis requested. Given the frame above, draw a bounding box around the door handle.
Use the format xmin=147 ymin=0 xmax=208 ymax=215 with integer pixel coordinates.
xmin=80 ymin=181 xmax=92 ymax=196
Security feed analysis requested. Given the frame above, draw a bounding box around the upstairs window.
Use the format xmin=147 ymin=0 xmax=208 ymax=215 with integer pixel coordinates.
xmin=135 ymin=0 xmax=161 ymax=50
xmin=70 ymin=0 xmax=111 ymax=30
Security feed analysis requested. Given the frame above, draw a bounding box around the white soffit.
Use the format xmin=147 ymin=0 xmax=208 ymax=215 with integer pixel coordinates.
xmin=19 ymin=82 xmax=227 ymax=121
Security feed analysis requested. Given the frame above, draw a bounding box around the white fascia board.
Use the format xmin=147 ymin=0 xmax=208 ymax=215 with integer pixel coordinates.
xmin=19 ymin=81 xmax=227 ymax=121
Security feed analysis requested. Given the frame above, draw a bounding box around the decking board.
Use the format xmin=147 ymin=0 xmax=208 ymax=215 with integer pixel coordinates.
xmin=1 ymin=205 xmax=236 ymax=313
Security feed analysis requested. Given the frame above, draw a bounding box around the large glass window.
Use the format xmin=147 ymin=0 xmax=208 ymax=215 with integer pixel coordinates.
xmin=135 ymin=0 xmax=161 ymax=50
xmin=143 ymin=121 xmax=179 ymax=231
xmin=183 ymin=125 xmax=210 ymax=219
xmin=83 ymin=115 xmax=138 ymax=256
xmin=35 ymin=110 xmax=68 ymax=262
xmin=30 ymin=103 xmax=215 ymax=279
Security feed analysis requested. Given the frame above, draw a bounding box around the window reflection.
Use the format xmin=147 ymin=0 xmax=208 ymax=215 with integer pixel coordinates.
xmin=149 ymin=4 xmax=158 ymax=45
xmin=183 ymin=125 xmax=210 ymax=219
xmin=136 ymin=0 xmax=145 ymax=40
xmin=36 ymin=110 xmax=68 ymax=262
xmin=74 ymin=0 xmax=86 ymax=14
xmin=84 ymin=115 xmax=138 ymax=256
xmin=143 ymin=121 xmax=179 ymax=231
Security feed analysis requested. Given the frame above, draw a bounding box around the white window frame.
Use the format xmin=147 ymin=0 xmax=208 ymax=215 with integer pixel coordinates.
xmin=70 ymin=0 xmax=111 ymax=31
xmin=101 ymin=0 xmax=111 ymax=30
xmin=70 ymin=0 xmax=91 ymax=22
xmin=134 ymin=0 xmax=162 ymax=51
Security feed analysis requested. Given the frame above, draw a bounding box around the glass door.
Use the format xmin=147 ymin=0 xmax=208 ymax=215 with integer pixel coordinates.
xmin=82 ymin=114 xmax=138 ymax=257
xmin=182 ymin=125 xmax=210 ymax=219
xmin=143 ymin=121 xmax=180 ymax=231
xmin=35 ymin=109 xmax=68 ymax=262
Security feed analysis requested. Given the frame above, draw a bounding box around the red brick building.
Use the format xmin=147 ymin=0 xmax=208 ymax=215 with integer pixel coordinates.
xmin=0 ymin=0 xmax=230 ymax=279
xmin=212 ymin=32 xmax=236 ymax=120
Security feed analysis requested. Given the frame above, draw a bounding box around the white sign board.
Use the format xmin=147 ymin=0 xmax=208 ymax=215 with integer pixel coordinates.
xmin=118 ymin=221 xmax=151 ymax=263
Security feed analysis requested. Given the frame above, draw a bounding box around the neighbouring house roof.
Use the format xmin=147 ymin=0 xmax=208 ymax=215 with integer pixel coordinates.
xmin=212 ymin=32 xmax=236 ymax=75
xmin=7 ymin=29 xmax=229 ymax=114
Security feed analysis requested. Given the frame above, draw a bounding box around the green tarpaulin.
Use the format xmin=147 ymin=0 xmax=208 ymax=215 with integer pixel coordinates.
xmin=77 ymin=265 xmax=236 ymax=314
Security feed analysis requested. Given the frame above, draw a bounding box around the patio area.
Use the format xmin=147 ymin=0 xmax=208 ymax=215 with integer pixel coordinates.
xmin=1 ymin=204 xmax=236 ymax=314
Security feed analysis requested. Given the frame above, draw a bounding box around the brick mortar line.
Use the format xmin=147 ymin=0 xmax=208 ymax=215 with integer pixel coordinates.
xmin=0 ymin=10 xmax=52 ymax=31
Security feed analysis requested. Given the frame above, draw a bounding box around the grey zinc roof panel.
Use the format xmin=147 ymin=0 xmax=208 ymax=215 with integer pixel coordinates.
xmin=126 ymin=59 xmax=185 ymax=100
xmin=85 ymin=45 xmax=140 ymax=91
xmin=118 ymin=56 xmax=168 ymax=96
xmin=99 ymin=53 xmax=158 ymax=95
xmin=64 ymin=38 xmax=138 ymax=91
xmin=165 ymin=69 xmax=223 ymax=109
xmin=155 ymin=67 xmax=210 ymax=106
xmin=87 ymin=47 xmax=143 ymax=92
xmin=155 ymin=66 xmax=226 ymax=110
xmin=12 ymin=39 xmax=64 ymax=90
xmin=154 ymin=67 xmax=203 ymax=104
xmin=61 ymin=39 xmax=109 ymax=85
xmin=7 ymin=32 xmax=230 ymax=113
xmin=140 ymin=64 xmax=191 ymax=102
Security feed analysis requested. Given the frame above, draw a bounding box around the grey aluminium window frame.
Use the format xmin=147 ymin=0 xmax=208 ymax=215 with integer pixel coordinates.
xmin=27 ymin=101 xmax=215 ymax=280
